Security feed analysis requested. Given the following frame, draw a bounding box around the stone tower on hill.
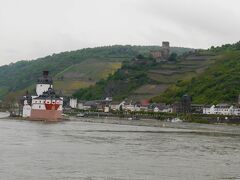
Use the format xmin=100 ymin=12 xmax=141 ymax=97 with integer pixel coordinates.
xmin=161 ymin=41 xmax=170 ymax=60
xmin=150 ymin=41 xmax=170 ymax=62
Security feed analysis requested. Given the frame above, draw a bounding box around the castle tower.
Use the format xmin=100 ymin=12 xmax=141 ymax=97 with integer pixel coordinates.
xmin=161 ymin=41 xmax=170 ymax=60
xmin=36 ymin=71 xmax=53 ymax=96
xmin=162 ymin=41 xmax=170 ymax=48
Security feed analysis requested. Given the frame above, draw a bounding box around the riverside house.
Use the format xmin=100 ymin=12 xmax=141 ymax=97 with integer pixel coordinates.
xmin=203 ymin=104 xmax=240 ymax=116
xmin=70 ymin=98 xmax=78 ymax=109
xmin=152 ymin=103 xmax=173 ymax=113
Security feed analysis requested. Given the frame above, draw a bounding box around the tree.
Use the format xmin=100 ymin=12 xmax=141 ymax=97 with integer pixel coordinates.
xmin=168 ymin=53 xmax=177 ymax=61
xmin=235 ymin=41 xmax=240 ymax=50
xmin=136 ymin=54 xmax=145 ymax=60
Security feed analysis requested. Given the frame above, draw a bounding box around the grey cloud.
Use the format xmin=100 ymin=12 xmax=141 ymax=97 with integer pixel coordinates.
xmin=0 ymin=0 xmax=239 ymax=65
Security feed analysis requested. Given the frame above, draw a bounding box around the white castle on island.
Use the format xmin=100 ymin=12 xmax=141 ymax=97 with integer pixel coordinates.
xmin=21 ymin=71 xmax=63 ymax=121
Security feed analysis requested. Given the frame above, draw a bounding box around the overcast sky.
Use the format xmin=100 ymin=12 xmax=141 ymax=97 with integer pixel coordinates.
xmin=0 ymin=0 xmax=240 ymax=65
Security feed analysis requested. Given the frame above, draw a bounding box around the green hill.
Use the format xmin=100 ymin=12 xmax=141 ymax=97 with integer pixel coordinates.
xmin=151 ymin=42 xmax=240 ymax=104
xmin=0 ymin=45 xmax=191 ymax=101
xmin=73 ymin=50 xmax=218 ymax=101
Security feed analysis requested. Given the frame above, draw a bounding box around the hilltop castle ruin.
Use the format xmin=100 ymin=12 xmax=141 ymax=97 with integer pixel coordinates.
xmin=150 ymin=41 xmax=170 ymax=62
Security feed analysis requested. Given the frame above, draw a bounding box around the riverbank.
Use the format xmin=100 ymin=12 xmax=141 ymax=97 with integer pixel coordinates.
xmin=2 ymin=112 xmax=240 ymax=135
xmin=69 ymin=116 xmax=167 ymax=127
xmin=67 ymin=110 xmax=240 ymax=125
xmin=68 ymin=116 xmax=240 ymax=136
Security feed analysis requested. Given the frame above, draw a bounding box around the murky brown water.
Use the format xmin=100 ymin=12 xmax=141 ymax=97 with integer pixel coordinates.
xmin=0 ymin=114 xmax=240 ymax=180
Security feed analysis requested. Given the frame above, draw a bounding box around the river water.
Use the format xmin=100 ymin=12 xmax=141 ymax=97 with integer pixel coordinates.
xmin=0 ymin=115 xmax=240 ymax=180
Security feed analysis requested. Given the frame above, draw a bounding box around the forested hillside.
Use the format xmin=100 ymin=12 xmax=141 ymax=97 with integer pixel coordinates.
xmin=0 ymin=45 xmax=191 ymax=100
xmin=152 ymin=42 xmax=240 ymax=104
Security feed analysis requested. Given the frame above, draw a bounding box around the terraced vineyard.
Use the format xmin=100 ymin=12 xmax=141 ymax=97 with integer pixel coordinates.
xmin=152 ymin=42 xmax=240 ymax=104
xmin=53 ymin=58 xmax=122 ymax=95
xmin=128 ymin=53 xmax=217 ymax=101
xmin=74 ymin=50 xmax=219 ymax=101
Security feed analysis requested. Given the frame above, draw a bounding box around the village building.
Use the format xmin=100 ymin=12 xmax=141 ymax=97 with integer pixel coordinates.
xmin=69 ymin=98 xmax=78 ymax=109
xmin=152 ymin=103 xmax=173 ymax=113
xmin=110 ymin=101 xmax=125 ymax=111
xmin=203 ymin=103 xmax=240 ymax=116
xmin=104 ymin=105 xmax=110 ymax=113
xmin=22 ymin=99 xmax=32 ymax=117
xmin=150 ymin=51 xmax=162 ymax=60
xmin=138 ymin=100 xmax=150 ymax=112
xmin=83 ymin=101 xmax=98 ymax=110
xmin=191 ymin=104 xmax=204 ymax=114
xmin=77 ymin=101 xmax=85 ymax=110
xmin=138 ymin=105 xmax=149 ymax=112
xmin=123 ymin=102 xmax=136 ymax=112
xmin=232 ymin=107 xmax=240 ymax=116
xmin=76 ymin=99 xmax=111 ymax=111
xmin=105 ymin=97 xmax=113 ymax=102
xmin=202 ymin=105 xmax=213 ymax=114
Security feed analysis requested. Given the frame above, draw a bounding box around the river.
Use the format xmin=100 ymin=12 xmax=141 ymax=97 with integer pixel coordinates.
xmin=0 ymin=114 xmax=240 ymax=180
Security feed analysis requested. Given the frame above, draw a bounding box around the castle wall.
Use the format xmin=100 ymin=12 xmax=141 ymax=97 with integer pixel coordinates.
xmin=30 ymin=109 xmax=62 ymax=121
